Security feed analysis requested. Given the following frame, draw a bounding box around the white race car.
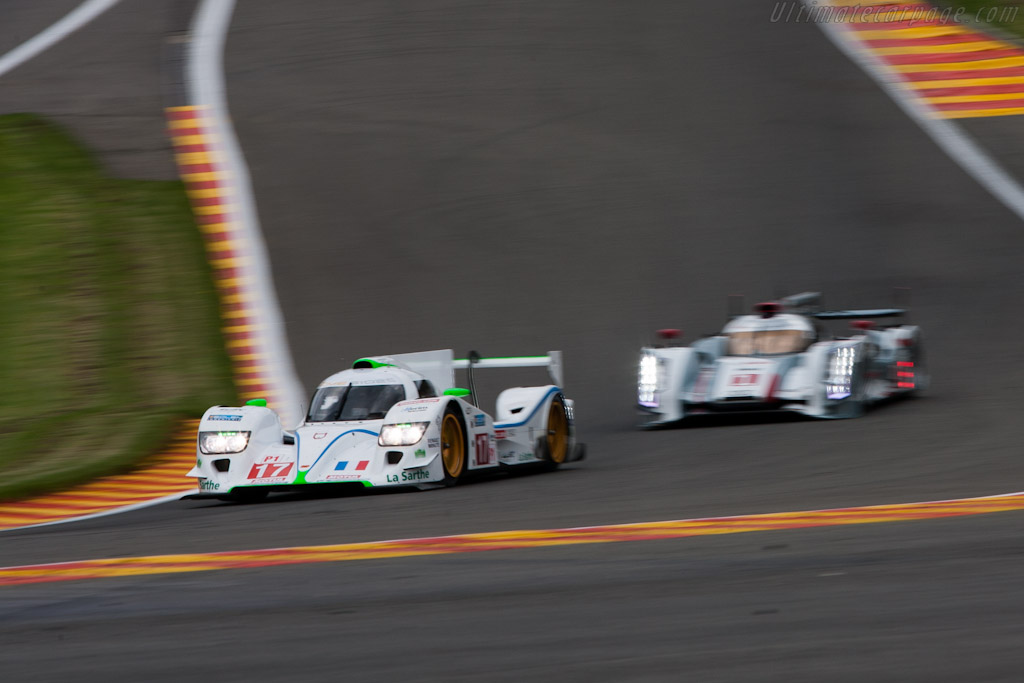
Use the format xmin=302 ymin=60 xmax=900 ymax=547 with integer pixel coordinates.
xmin=189 ymin=350 xmax=585 ymax=501
xmin=637 ymin=292 xmax=927 ymax=426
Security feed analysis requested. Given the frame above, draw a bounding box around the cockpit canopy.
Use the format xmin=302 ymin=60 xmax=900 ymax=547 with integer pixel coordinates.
xmin=728 ymin=329 xmax=810 ymax=356
xmin=723 ymin=314 xmax=816 ymax=357
xmin=307 ymin=384 xmax=406 ymax=422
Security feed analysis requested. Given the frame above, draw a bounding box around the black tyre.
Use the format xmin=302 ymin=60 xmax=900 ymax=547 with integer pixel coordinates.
xmin=226 ymin=487 xmax=269 ymax=504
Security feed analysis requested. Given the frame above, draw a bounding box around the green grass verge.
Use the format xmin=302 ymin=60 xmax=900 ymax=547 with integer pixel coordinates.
xmin=931 ymin=1 xmax=1024 ymax=40
xmin=0 ymin=113 xmax=236 ymax=502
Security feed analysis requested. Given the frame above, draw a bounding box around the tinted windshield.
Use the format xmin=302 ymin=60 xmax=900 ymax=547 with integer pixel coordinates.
xmin=728 ymin=329 xmax=808 ymax=356
xmin=307 ymin=384 xmax=406 ymax=422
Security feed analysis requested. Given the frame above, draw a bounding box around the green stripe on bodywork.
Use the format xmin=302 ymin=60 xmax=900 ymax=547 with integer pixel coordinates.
xmin=455 ymin=356 xmax=548 ymax=362
xmin=354 ymin=358 xmax=394 ymax=368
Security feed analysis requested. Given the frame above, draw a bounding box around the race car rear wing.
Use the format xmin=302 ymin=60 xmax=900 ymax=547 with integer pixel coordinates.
xmin=455 ymin=351 xmax=563 ymax=407
xmin=813 ymin=308 xmax=906 ymax=320
xmin=376 ymin=349 xmax=564 ymax=402
xmin=454 ymin=351 xmax=564 ymax=388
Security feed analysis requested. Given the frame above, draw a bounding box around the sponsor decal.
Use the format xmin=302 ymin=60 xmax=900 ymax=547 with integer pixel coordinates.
xmin=474 ymin=414 xmax=485 ymax=427
xmin=247 ymin=462 xmax=294 ymax=480
xmin=402 ymin=405 xmax=429 ymax=413
xmin=313 ymin=432 xmax=327 ymax=439
xmin=730 ymin=374 xmax=759 ymax=386
xmin=415 ymin=448 xmax=426 ymax=458
xmin=209 ymin=414 xmax=242 ymax=422
xmin=388 ymin=469 xmax=432 ymax=483
xmin=427 ymin=437 xmax=440 ymax=449
xmin=474 ymin=433 xmax=494 ymax=466
xmin=198 ymin=479 xmax=220 ymax=491
xmin=494 ymin=429 xmax=507 ymax=440
xmin=196 ymin=458 xmax=202 ymax=467
xmin=517 ymin=452 xmax=534 ymax=462
xmin=334 ymin=461 xmax=370 ymax=471
xmin=690 ymin=367 xmax=715 ymax=401
xmin=324 ymin=474 xmax=363 ymax=481
xmin=404 ymin=398 xmax=441 ymax=405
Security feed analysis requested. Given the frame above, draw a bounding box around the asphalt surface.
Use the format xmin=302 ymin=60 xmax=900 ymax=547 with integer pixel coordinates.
xmin=0 ymin=0 xmax=195 ymax=180
xmin=4 ymin=1 xmax=1024 ymax=681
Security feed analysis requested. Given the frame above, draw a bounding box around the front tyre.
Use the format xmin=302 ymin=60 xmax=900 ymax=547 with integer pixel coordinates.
xmin=440 ymin=406 xmax=466 ymax=486
xmin=225 ymin=487 xmax=268 ymax=504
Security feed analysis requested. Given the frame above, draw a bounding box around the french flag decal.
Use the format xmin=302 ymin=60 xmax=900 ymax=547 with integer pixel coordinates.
xmin=334 ymin=461 xmax=369 ymax=471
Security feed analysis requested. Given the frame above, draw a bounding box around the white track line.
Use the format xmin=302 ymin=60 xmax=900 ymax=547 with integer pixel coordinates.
xmin=0 ymin=0 xmax=121 ymax=79
xmin=810 ymin=5 xmax=1024 ymax=223
xmin=1 ymin=492 xmax=196 ymax=533
xmin=190 ymin=0 xmax=306 ymax=426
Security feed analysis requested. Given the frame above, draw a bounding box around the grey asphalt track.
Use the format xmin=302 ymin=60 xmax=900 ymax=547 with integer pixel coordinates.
xmin=4 ymin=1 xmax=1024 ymax=681
xmin=0 ymin=0 xmax=195 ymax=179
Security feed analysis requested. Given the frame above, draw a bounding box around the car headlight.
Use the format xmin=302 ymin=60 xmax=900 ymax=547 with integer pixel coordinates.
xmin=826 ymin=346 xmax=857 ymax=399
xmin=378 ymin=422 xmax=430 ymax=447
xmin=199 ymin=431 xmax=251 ymax=454
xmin=638 ymin=352 xmax=664 ymax=407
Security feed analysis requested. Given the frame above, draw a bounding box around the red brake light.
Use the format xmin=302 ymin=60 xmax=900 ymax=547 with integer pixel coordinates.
xmin=754 ymin=302 xmax=782 ymax=318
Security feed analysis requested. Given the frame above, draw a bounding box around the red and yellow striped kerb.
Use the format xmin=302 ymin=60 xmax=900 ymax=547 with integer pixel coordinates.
xmin=0 ymin=423 xmax=198 ymax=532
xmin=826 ymin=0 xmax=1024 ymax=118
xmin=3 ymin=491 xmax=1023 ymax=586
xmin=166 ymin=105 xmax=279 ymax=407
xmin=0 ymin=108 xmax=284 ymax=532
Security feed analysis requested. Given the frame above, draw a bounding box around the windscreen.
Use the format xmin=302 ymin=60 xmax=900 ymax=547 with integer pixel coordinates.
xmin=307 ymin=384 xmax=406 ymax=422
xmin=728 ymin=329 xmax=808 ymax=356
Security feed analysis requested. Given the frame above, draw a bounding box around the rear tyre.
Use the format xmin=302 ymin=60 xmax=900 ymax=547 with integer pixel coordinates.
xmin=440 ymin=406 xmax=466 ymax=486
xmin=541 ymin=397 xmax=570 ymax=470
xmin=908 ymin=340 xmax=929 ymax=394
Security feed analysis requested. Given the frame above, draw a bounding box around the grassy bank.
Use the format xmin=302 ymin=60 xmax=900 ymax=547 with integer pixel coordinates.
xmin=932 ymin=1 xmax=1024 ymax=40
xmin=0 ymin=113 xmax=236 ymax=501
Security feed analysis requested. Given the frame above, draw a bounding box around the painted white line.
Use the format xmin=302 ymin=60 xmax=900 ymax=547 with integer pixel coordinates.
xmin=810 ymin=6 xmax=1024 ymax=223
xmin=0 ymin=491 xmax=193 ymax=533
xmin=189 ymin=0 xmax=306 ymax=426
xmin=0 ymin=0 xmax=121 ymax=79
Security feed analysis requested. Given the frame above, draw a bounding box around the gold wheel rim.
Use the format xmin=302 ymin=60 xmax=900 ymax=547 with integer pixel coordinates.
xmin=441 ymin=414 xmax=464 ymax=478
xmin=547 ymin=400 xmax=568 ymax=464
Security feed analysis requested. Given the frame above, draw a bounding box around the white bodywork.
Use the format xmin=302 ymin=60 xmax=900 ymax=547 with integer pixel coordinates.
xmin=638 ymin=298 xmax=927 ymax=426
xmin=188 ymin=350 xmax=582 ymax=498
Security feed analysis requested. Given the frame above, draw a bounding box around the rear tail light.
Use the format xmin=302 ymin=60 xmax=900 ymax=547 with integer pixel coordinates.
xmin=896 ymin=361 xmax=914 ymax=389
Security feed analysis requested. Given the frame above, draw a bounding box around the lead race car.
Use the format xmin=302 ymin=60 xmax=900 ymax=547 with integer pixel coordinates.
xmin=189 ymin=349 xmax=585 ymax=501
xmin=637 ymin=292 xmax=928 ymax=427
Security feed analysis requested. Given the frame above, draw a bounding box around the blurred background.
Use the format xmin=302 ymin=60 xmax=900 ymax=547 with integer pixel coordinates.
xmin=4 ymin=1 xmax=1024 ymax=681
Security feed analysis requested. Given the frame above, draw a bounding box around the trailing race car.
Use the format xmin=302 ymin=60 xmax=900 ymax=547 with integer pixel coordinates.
xmin=189 ymin=350 xmax=585 ymax=501
xmin=637 ymin=292 xmax=927 ymax=427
